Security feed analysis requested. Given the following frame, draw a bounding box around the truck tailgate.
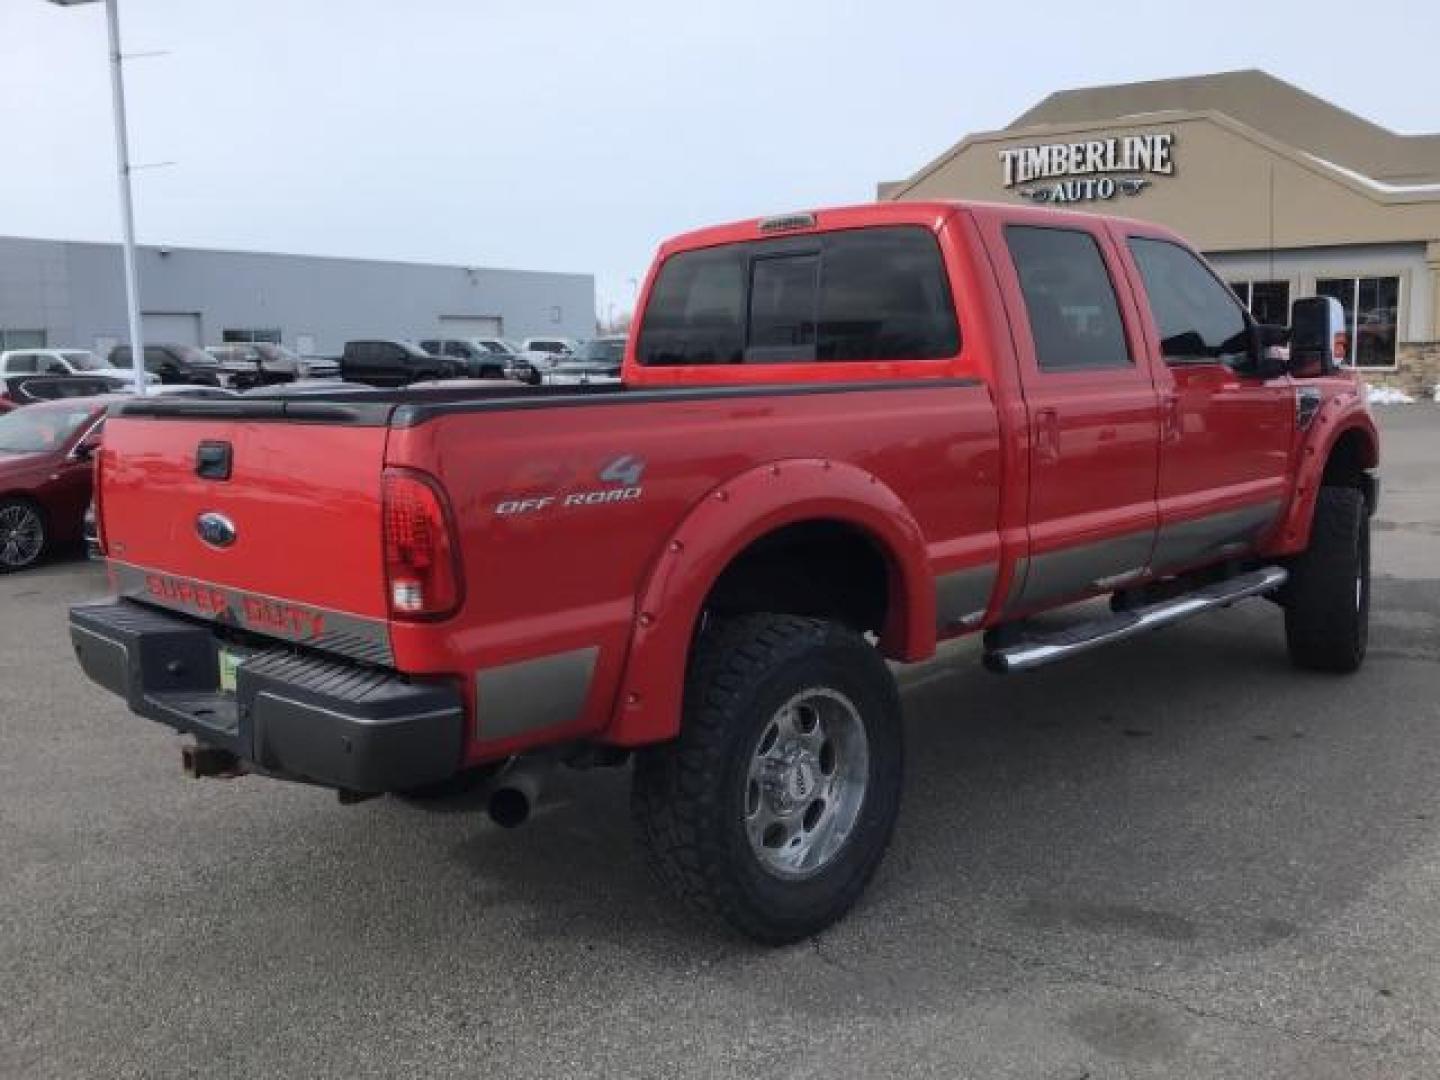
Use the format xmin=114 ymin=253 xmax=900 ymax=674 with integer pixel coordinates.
xmin=100 ymin=408 xmax=393 ymax=661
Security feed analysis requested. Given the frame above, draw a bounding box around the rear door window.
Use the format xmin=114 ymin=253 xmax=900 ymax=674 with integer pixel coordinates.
xmin=1004 ymin=225 xmax=1131 ymax=372
xmin=7 ymin=354 xmax=38 ymax=374
xmin=637 ymin=226 xmax=958 ymax=367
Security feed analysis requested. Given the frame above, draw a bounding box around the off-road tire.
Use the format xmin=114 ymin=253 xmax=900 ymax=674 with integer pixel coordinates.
xmin=631 ymin=613 xmax=903 ymax=944
xmin=1284 ymin=485 xmax=1370 ymax=673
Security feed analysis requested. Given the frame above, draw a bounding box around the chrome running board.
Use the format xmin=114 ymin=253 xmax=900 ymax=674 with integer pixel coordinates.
xmin=984 ymin=566 xmax=1288 ymax=674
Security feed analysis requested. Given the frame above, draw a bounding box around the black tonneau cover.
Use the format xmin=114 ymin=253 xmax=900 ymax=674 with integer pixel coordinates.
xmin=110 ymin=379 xmax=979 ymax=428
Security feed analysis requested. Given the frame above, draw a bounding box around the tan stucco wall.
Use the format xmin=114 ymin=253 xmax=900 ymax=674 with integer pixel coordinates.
xmin=888 ymin=115 xmax=1440 ymax=255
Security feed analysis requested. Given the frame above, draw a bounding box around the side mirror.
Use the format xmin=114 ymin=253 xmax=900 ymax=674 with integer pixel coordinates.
xmin=71 ymin=434 xmax=101 ymax=461
xmin=47 ymin=363 xmax=69 ymax=375
xmin=1290 ymin=296 xmax=1348 ymax=376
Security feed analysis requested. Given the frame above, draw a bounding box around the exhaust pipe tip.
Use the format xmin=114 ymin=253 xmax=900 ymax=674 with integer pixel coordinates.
xmin=487 ymin=786 xmax=532 ymax=829
xmin=181 ymin=742 xmax=243 ymax=780
xmin=484 ymin=753 xmax=554 ymax=828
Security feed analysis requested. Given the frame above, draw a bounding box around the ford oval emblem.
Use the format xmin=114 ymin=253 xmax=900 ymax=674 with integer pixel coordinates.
xmin=195 ymin=512 xmax=237 ymax=548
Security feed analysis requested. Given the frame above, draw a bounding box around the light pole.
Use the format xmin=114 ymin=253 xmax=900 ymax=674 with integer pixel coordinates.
xmin=47 ymin=0 xmax=146 ymax=394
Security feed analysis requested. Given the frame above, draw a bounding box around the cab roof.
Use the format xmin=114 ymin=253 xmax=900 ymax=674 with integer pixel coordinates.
xmin=656 ymin=199 xmax=1178 ymax=255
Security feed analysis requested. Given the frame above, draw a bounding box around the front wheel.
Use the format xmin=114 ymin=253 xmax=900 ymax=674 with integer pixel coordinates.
xmin=632 ymin=614 xmax=903 ymax=943
xmin=1284 ymin=485 xmax=1370 ymax=672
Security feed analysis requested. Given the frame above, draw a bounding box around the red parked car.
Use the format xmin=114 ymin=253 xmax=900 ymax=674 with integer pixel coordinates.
xmin=0 ymin=396 xmax=108 ymax=571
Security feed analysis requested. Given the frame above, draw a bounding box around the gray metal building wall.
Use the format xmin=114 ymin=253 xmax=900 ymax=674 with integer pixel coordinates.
xmin=0 ymin=236 xmax=595 ymax=354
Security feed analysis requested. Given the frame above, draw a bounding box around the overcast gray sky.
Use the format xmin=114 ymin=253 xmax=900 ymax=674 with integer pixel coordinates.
xmin=3 ymin=0 xmax=1437 ymax=319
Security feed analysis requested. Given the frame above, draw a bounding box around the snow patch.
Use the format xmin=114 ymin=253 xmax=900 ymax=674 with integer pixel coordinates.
xmin=1366 ymin=385 xmax=1416 ymax=405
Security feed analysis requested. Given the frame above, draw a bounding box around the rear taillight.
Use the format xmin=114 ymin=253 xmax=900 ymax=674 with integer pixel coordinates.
xmin=382 ymin=468 xmax=462 ymax=619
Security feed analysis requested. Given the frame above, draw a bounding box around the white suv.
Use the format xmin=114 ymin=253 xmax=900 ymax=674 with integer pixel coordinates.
xmin=0 ymin=348 xmax=157 ymax=384
xmin=517 ymin=336 xmax=577 ymax=377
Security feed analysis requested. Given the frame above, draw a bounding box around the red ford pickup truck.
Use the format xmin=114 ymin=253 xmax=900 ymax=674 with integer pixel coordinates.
xmin=71 ymin=201 xmax=1378 ymax=942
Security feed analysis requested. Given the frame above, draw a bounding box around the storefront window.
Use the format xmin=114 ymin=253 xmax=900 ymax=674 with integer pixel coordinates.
xmin=1225 ymin=281 xmax=1290 ymax=327
xmin=1316 ymin=277 xmax=1399 ymax=368
xmin=0 ymin=329 xmax=47 ymax=350
xmin=222 ymin=328 xmax=282 ymax=344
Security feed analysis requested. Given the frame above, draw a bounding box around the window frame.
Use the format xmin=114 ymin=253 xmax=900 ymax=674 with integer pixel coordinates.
xmin=1226 ymin=280 xmax=1293 ymax=327
xmin=1314 ymin=274 xmax=1402 ymax=371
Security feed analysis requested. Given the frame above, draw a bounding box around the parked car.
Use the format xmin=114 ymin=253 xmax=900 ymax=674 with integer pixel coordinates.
xmin=542 ymin=336 xmax=626 ymax=385
xmin=0 ymin=396 xmax=109 ymax=570
xmin=418 ymin=338 xmax=522 ymax=380
xmin=145 ymin=384 xmax=239 ymax=400
xmin=404 ymin=377 xmax=530 ymax=394
xmin=517 ymin=336 xmax=577 ymax=379
xmin=241 ymin=379 xmax=375 ymax=397
xmin=70 ymin=200 xmax=1378 ymax=943
xmin=339 ymin=340 xmax=456 ymax=387
xmin=0 ymin=348 xmax=158 ymax=384
xmin=109 ymin=344 xmax=221 ymax=386
xmin=205 ymin=343 xmax=339 ymax=389
xmin=1 ymin=374 xmax=128 ymax=409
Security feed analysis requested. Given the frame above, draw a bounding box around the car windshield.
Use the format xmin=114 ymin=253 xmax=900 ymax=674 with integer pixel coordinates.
xmin=0 ymin=406 xmax=95 ymax=453
xmin=479 ymin=341 xmax=516 ymax=355
xmin=177 ymin=346 xmax=216 ymax=364
xmin=564 ymin=340 xmax=625 ymax=365
xmin=59 ymin=351 xmax=105 ymax=371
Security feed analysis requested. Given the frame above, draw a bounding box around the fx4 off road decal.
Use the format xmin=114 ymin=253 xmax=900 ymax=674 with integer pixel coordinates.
xmin=496 ymin=455 xmax=646 ymax=517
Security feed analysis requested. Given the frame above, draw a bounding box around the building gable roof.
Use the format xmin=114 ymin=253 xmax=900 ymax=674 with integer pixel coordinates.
xmin=1009 ymin=70 xmax=1440 ymax=185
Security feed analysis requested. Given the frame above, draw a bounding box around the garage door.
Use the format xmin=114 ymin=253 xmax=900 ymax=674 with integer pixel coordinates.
xmin=439 ymin=316 xmax=503 ymax=338
xmin=142 ymin=312 xmax=202 ymax=346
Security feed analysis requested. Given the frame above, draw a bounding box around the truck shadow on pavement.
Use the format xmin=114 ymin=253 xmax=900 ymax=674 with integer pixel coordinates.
xmin=436 ymin=575 xmax=1440 ymax=976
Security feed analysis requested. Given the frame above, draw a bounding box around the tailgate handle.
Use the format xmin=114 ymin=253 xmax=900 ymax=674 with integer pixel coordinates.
xmin=196 ymin=441 xmax=233 ymax=480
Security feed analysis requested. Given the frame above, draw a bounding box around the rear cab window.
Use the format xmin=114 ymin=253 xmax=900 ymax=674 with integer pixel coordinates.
xmin=636 ymin=226 xmax=960 ymax=372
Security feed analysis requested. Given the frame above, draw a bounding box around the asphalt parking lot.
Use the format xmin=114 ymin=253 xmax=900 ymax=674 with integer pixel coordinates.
xmin=2 ymin=407 xmax=1437 ymax=1079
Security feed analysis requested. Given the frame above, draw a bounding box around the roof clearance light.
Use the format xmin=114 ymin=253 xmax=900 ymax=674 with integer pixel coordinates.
xmin=758 ymin=212 xmax=817 ymax=233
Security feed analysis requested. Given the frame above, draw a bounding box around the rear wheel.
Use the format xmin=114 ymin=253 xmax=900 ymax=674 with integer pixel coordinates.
xmin=0 ymin=498 xmax=46 ymax=572
xmin=1284 ymin=485 xmax=1369 ymax=672
xmin=632 ymin=613 xmax=903 ymax=943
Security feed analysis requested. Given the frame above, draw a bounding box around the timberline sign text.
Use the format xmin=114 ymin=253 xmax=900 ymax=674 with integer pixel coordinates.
xmin=1000 ymin=132 xmax=1175 ymax=204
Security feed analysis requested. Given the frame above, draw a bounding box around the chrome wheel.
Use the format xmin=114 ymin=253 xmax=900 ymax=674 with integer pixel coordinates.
xmin=745 ymin=687 xmax=869 ymax=879
xmin=0 ymin=502 xmax=44 ymax=569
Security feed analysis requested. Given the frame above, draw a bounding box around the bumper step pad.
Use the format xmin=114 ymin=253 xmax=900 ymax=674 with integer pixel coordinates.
xmin=70 ymin=600 xmax=464 ymax=792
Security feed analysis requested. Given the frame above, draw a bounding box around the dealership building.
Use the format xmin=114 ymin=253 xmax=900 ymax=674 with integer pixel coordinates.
xmin=879 ymin=70 xmax=1440 ymax=392
xmin=0 ymin=237 xmax=594 ymax=357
